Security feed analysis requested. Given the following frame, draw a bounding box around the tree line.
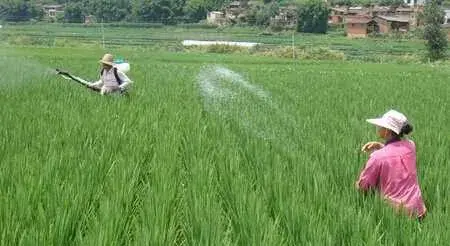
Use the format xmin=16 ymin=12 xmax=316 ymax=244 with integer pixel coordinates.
xmin=0 ymin=0 xmax=423 ymax=24
xmin=0 ymin=0 xmax=331 ymax=33
xmin=0 ymin=0 xmax=233 ymax=23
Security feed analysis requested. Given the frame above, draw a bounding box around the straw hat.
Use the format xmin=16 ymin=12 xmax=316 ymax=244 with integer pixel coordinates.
xmin=99 ymin=54 xmax=114 ymax=66
xmin=366 ymin=109 xmax=407 ymax=135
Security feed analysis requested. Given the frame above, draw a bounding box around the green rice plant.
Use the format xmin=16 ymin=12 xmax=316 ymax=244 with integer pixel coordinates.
xmin=0 ymin=46 xmax=448 ymax=245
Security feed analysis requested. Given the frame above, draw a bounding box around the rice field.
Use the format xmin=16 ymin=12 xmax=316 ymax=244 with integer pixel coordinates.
xmin=0 ymin=23 xmax=429 ymax=60
xmin=0 ymin=44 xmax=449 ymax=245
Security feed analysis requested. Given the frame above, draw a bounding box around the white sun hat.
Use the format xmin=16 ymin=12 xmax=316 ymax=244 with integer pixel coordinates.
xmin=366 ymin=109 xmax=408 ymax=135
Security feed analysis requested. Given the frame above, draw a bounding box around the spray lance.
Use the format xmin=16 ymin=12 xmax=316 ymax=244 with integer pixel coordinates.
xmin=55 ymin=68 xmax=100 ymax=92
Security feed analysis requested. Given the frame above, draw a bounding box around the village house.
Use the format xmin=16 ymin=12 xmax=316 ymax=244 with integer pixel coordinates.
xmin=329 ymin=7 xmax=347 ymax=24
xmin=329 ymin=6 xmax=370 ymax=25
xmin=375 ymin=15 xmax=410 ymax=33
xmin=209 ymin=1 xmax=264 ymax=25
xmin=224 ymin=1 xmax=248 ymax=23
xmin=330 ymin=5 xmax=423 ymax=24
xmin=444 ymin=10 xmax=450 ymax=24
xmin=270 ymin=5 xmax=298 ymax=29
xmin=395 ymin=6 xmax=414 ymax=15
xmin=332 ymin=3 xmax=429 ymax=37
xmin=369 ymin=6 xmax=392 ymax=17
xmin=42 ymin=4 xmax=64 ymax=18
xmin=347 ymin=6 xmax=369 ymax=16
xmin=207 ymin=11 xmax=226 ymax=25
xmin=84 ymin=15 xmax=96 ymax=25
xmin=403 ymin=0 xmax=426 ymax=7
xmin=345 ymin=15 xmax=377 ymax=38
xmin=394 ymin=6 xmax=425 ymax=28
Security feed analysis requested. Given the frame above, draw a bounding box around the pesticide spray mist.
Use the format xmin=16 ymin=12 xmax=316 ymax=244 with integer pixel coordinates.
xmin=0 ymin=56 xmax=57 ymax=86
xmin=197 ymin=65 xmax=299 ymax=152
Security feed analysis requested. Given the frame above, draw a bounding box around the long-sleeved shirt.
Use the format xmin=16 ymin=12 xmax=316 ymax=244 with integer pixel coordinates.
xmin=91 ymin=66 xmax=132 ymax=89
xmin=357 ymin=139 xmax=427 ymax=218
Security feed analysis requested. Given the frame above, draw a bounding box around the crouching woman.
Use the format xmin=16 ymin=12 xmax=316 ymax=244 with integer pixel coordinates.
xmin=356 ymin=109 xmax=427 ymax=221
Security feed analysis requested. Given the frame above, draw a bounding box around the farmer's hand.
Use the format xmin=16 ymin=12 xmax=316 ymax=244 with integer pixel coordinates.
xmin=361 ymin=141 xmax=384 ymax=153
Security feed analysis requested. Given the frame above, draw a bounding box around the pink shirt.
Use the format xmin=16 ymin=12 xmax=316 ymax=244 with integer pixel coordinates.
xmin=357 ymin=139 xmax=426 ymax=218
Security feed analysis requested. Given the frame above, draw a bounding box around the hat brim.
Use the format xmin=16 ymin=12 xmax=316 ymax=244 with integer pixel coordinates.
xmin=99 ymin=60 xmax=114 ymax=66
xmin=366 ymin=118 xmax=399 ymax=134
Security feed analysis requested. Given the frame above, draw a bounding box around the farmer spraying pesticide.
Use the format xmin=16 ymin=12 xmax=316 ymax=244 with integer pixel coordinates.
xmin=356 ymin=109 xmax=427 ymax=221
xmin=88 ymin=54 xmax=133 ymax=95
xmin=56 ymin=53 xmax=133 ymax=96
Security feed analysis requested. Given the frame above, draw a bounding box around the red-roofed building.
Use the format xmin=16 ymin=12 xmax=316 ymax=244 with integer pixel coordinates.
xmin=375 ymin=15 xmax=410 ymax=33
xmin=329 ymin=7 xmax=347 ymax=24
xmin=346 ymin=16 xmax=377 ymax=38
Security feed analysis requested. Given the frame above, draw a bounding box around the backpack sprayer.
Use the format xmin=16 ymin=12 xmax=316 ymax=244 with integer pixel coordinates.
xmin=113 ymin=57 xmax=130 ymax=73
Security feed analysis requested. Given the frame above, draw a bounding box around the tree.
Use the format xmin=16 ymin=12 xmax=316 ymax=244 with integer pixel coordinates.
xmin=255 ymin=2 xmax=279 ymax=26
xmin=296 ymin=0 xmax=330 ymax=34
xmin=86 ymin=0 xmax=131 ymax=22
xmin=131 ymin=0 xmax=175 ymax=23
xmin=423 ymin=0 xmax=448 ymax=61
xmin=0 ymin=0 xmax=42 ymax=21
xmin=64 ymin=1 xmax=84 ymax=23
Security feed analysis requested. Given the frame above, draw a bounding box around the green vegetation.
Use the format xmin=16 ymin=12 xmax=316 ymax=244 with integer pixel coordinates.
xmin=297 ymin=0 xmax=330 ymax=34
xmin=0 ymin=23 xmax=434 ymax=62
xmin=423 ymin=0 xmax=448 ymax=61
xmin=0 ymin=36 xmax=449 ymax=244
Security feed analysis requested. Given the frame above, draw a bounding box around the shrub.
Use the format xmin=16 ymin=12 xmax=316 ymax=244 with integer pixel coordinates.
xmin=423 ymin=0 xmax=448 ymax=61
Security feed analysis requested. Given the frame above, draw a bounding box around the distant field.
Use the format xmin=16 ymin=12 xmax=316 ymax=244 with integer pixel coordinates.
xmin=0 ymin=45 xmax=448 ymax=245
xmin=0 ymin=23 xmax=430 ymax=60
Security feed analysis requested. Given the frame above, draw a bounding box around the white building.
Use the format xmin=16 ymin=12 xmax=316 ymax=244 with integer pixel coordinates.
xmin=206 ymin=11 xmax=225 ymax=25
xmin=444 ymin=10 xmax=450 ymax=24
xmin=403 ymin=0 xmax=426 ymax=6
xmin=42 ymin=4 xmax=64 ymax=18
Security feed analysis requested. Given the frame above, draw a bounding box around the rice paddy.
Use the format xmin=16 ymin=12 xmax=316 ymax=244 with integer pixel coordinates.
xmin=0 ymin=25 xmax=449 ymax=245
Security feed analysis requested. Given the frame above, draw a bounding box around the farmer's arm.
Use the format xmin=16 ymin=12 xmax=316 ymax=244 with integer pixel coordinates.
xmin=117 ymin=71 xmax=133 ymax=89
xmin=90 ymin=78 xmax=103 ymax=87
xmin=356 ymin=157 xmax=381 ymax=192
